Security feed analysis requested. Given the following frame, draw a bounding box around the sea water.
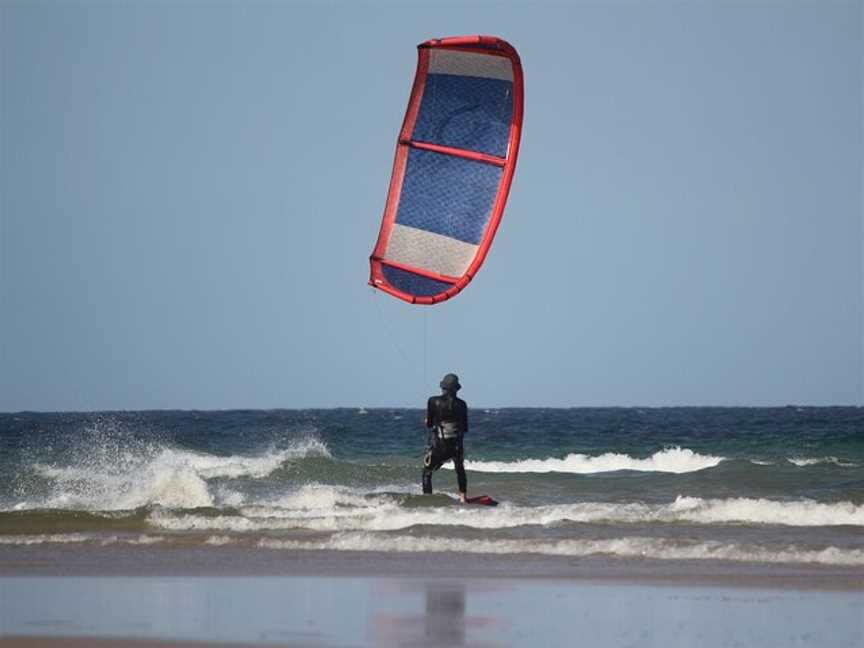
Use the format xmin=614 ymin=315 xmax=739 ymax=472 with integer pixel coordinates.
xmin=0 ymin=407 xmax=861 ymax=568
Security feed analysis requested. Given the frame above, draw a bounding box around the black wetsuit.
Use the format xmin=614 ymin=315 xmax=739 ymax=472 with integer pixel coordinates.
xmin=422 ymin=393 xmax=468 ymax=494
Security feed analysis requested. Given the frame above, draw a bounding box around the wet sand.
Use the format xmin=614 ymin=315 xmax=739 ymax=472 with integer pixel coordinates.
xmin=1 ymin=542 xmax=862 ymax=590
xmin=1 ymin=575 xmax=862 ymax=647
xmin=0 ymin=545 xmax=862 ymax=647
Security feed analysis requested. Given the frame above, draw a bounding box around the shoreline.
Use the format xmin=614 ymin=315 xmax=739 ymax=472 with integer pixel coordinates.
xmin=1 ymin=543 xmax=862 ymax=591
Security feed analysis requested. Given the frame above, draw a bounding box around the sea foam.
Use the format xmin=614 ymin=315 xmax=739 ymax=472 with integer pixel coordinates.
xmin=148 ymin=488 xmax=864 ymax=533
xmin=787 ymin=457 xmax=858 ymax=468
xmin=0 ymin=533 xmax=167 ymax=546
xmin=257 ymin=532 xmax=864 ymax=566
xmin=460 ymin=447 xmax=723 ymax=474
xmin=21 ymin=438 xmax=331 ymax=511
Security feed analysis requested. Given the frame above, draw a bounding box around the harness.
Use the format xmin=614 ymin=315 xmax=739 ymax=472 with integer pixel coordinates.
xmin=437 ymin=421 xmax=461 ymax=440
xmin=425 ymin=425 xmax=464 ymax=468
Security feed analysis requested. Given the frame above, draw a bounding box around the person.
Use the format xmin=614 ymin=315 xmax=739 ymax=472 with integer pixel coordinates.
xmin=422 ymin=373 xmax=468 ymax=503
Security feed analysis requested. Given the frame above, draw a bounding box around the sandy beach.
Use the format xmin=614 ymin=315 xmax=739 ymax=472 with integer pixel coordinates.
xmin=1 ymin=544 xmax=862 ymax=647
xmin=1 ymin=542 xmax=864 ymax=587
xmin=1 ymin=574 xmax=861 ymax=647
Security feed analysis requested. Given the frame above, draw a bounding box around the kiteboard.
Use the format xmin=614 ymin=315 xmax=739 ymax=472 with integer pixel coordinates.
xmin=369 ymin=35 xmax=524 ymax=305
xmin=464 ymin=495 xmax=497 ymax=506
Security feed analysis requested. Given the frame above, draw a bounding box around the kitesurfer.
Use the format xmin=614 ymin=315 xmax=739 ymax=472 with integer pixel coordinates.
xmin=423 ymin=373 xmax=468 ymax=502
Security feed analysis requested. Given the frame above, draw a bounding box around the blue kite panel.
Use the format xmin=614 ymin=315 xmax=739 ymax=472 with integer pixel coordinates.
xmin=412 ymin=74 xmax=513 ymax=158
xmin=382 ymin=265 xmax=452 ymax=298
xmin=395 ymin=148 xmax=502 ymax=245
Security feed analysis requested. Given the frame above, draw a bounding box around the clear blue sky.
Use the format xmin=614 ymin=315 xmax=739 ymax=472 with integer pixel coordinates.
xmin=1 ymin=1 xmax=861 ymax=411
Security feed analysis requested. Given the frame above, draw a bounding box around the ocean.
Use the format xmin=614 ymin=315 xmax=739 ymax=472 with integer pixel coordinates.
xmin=1 ymin=407 xmax=862 ymax=569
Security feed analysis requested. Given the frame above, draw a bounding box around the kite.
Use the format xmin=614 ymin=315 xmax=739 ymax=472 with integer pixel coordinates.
xmin=369 ymin=35 xmax=524 ymax=304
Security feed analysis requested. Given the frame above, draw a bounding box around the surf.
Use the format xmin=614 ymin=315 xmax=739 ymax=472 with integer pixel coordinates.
xmin=146 ymin=487 xmax=864 ymax=534
xmin=7 ymin=437 xmax=332 ymax=512
xmin=256 ymin=532 xmax=864 ymax=567
xmin=460 ymin=447 xmax=724 ymax=474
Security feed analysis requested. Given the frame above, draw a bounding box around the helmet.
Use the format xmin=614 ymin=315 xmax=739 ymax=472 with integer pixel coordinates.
xmin=439 ymin=373 xmax=461 ymax=392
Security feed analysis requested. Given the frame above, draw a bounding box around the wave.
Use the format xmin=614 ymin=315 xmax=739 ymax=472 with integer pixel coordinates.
xmin=6 ymin=531 xmax=861 ymax=567
xmin=0 ymin=533 xmax=167 ymax=546
xmin=460 ymin=447 xmax=724 ymax=474
xmin=9 ymin=438 xmax=331 ymax=512
xmin=147 ymin=487 xmax=864 ymax=533
xmin=256 ymin=532 xmax=864 ymax=566
xmin=664 ymin=496 xmax=864 ymax=526
xmin=148 ymin=484 xmax=403 ymax=532
xmin=0 ymin=508 xmax=150 ymax=536
xmin=787 ymin=457 xmax=858 ymax=468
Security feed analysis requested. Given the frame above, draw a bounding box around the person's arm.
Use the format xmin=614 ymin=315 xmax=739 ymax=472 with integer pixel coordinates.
xmin=460 ymin=400 xmax=468 ymax=435
xmin=426 ymin=397 xmax=434 ymax=428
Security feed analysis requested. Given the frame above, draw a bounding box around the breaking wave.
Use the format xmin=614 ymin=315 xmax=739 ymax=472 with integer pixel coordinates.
xmin=787 ymin=457 xmax=858 ymax=468
xmin=0 ymin=533 xmax=167 ymax=546
xmin=6 ymin=531 xmax=862 ymax=567
xmin=148 ymin=486 xmax=864 ymax=533
xmin=460 ymin=447 xmax=724 ymax=474
xmin=10 ymin=438 xmax=331 ymax=512
xmin=257 ymin=533 xmax=864 ymax=566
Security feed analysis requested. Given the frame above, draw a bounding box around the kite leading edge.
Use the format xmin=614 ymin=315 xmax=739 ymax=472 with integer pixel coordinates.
xmin=369 ymin=35 xmax=524 ymax=305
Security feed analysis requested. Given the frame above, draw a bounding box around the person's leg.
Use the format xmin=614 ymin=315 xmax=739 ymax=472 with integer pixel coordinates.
xmin=453 ymin=442 xmax=467 ymax=501
xmin=422 ymin=443 xmax=445 ymax=494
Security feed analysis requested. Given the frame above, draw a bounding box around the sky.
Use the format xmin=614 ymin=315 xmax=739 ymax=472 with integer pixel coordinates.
xmin=1 ymin=1 xmax=861 ymax=411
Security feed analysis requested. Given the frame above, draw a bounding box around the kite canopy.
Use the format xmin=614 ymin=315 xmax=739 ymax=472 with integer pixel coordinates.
xmin=369 ymin=35 xmax=524 ymax=305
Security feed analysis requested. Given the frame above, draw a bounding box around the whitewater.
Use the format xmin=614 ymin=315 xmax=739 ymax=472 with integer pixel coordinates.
xmin=1 ymin=407 xmax=861 ymax=571
xmin=460 ymin=446 xmax=724 ymax=473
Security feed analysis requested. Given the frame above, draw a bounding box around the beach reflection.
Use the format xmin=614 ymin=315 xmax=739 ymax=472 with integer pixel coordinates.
xmin=372 ymin=580 xmax=496 ymax=647
xmin=423 ymin=582 xmax=466 ymax=646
